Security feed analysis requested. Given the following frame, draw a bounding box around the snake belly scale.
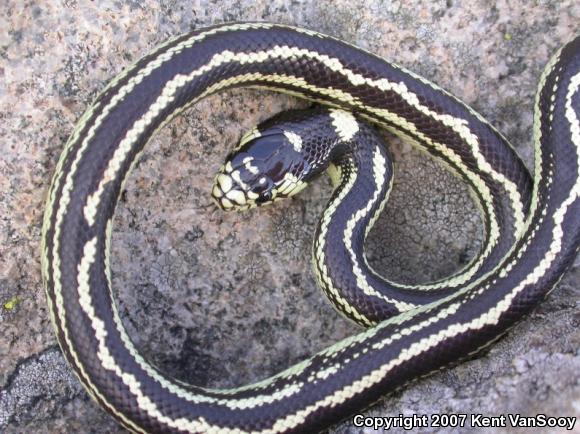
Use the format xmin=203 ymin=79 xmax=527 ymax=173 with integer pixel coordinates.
xmin=41 ymin=22 xmax=580 ymax=433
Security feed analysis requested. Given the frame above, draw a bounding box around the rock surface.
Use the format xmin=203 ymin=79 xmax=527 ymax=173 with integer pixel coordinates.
xmin=1 ymin=1 xmax=578 ymax=433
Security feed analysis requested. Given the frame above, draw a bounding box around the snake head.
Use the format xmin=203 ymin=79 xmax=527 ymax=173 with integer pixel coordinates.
xmin=212 ymin=126 xmax=311 ymax=211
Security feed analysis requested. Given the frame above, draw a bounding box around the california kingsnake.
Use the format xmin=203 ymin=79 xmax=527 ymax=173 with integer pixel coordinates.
xmin=41 ymin=23 xmax=580 ymax=433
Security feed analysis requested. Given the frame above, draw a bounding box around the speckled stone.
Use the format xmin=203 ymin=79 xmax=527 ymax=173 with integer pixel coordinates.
xmin=0 ymin=1 xmax=578 ymax=433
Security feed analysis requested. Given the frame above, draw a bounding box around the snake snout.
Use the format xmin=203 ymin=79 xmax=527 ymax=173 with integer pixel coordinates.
xmin=212 ymin=172 xmax=252 ymax=211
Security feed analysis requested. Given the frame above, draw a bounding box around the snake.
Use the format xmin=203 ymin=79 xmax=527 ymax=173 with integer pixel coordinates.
xmin=41 ymin=22 xmax=580 ymax=433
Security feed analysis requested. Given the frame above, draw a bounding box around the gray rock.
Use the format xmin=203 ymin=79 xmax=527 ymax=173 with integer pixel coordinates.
xmin=0 ymin=1 xmax=578 ymax=433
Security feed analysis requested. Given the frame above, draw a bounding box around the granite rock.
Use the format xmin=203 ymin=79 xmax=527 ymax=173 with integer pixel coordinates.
xmin=0 ymin=1 xmax=578 ymax=433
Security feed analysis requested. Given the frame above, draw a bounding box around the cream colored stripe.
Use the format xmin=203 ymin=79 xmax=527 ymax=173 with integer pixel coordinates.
xmin=276 ymin=45 xmax=524 ymax=237
xmin=41 ymin=101 xmax=104 ymax=285
xmin=48 ymin=117 xmax=144 ymax=431
xmin=342 ymin=146 xmax=416 ymax=311
xmin=529 ymin=46 xmax=564 ymax=224
xmin=313 ymin=162 xmax=375 ymax=326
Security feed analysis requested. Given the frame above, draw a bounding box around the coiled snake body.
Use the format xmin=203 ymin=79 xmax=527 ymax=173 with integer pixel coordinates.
xmin=41 ymin=23 xmax=580 ymax=433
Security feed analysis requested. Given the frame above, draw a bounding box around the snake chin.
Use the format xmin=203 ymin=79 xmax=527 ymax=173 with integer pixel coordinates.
xmin=211 ymin=171 xmax=252 ymax=211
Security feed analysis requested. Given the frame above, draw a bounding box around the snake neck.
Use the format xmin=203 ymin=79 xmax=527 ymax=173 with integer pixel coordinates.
xmin=310 ymin=116 xmax=401 ymax=325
